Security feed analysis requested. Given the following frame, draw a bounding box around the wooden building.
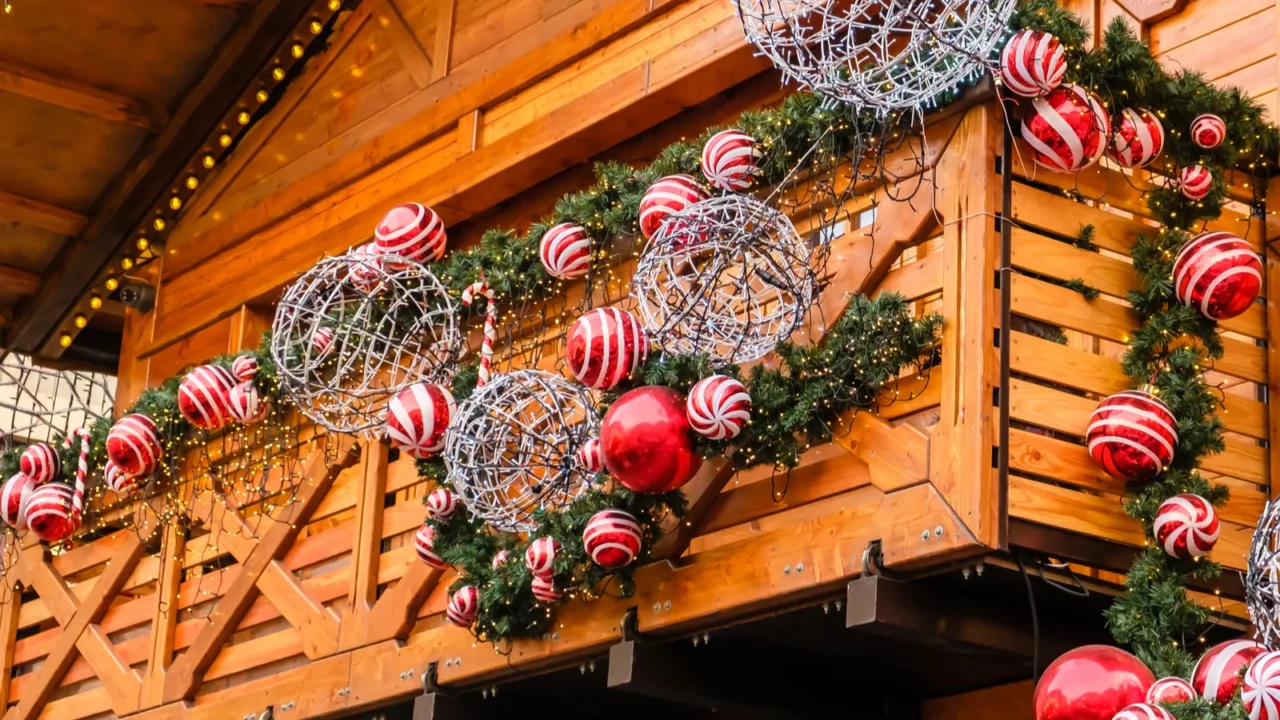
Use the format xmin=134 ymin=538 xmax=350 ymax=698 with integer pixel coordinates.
xmin=0 ymin=0 xmax=1276 ymax=718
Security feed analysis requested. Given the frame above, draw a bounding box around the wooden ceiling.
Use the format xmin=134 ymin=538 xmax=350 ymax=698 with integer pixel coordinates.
xmin=0 ymin=0 xmax=314 ymax=370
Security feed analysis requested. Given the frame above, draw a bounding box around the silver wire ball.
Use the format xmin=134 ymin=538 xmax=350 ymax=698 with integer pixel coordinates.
xmin=1247 ymin=499 xmax=1280 ymax=647
xmin=632 ymin=194 xmax=821 ymax=366
xmin=734 ymin=0 xmax=1015 ymax=113
xmin=270 ymin=249 xmax=463 ymax=436
xmin=444 ymin=370 xmax=599 ymax=533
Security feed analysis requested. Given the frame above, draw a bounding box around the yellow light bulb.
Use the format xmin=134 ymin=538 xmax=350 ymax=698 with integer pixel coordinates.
xmin=89 ymin=295 xmax=103 ymax=310
xmin=203 ymin=155 xmax=216 ymax=169
xmin=105 ymin=277 xmax=119 ymax=291
xmin=310 ymin=19 xmax=323 ymax=34
xmin=328 ymin=0 xmax=341 ymax=10
xmin=272 ymin=67 xmax=286 ymax=81
xmin=153 ymin=218 xmax=166 ymax=231
xmin=59 ymin=334 xmax=73 ymax=348
xmin=136 ymin=237 xmax=150 ymax=250
xmin=74 ymin=315 xmax=87 ymax=329
xmin=186 ymin=175 xmax=199 ymax=189
xmin=237 ymin=111 xmax=251 ymax=125
xmin=169 ymin=197 xmax=182 ymax=211
xmin=256 ymin=89 xmax=269 ymax=103
xmin=121 ymin=257 xmax=134 ymax=270
xmin=219 ymin=134 xmax=233 ymax=147
xmin=291 ymin=44 xmax=305 ymax=58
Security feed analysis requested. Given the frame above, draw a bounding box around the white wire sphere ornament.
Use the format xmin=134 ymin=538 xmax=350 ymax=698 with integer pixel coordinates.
xmin=1247 ymin=500 xmax=1280 ymax=648
xmin=444 ymin=370 xmax=599 ymax=533
xmin=270 ymin=249 xmax=463 ymax=435
xmin=734 ymin=0 xmax=1016 ymax=113
xmin=632 ymin=194 xmax=821 ymax=366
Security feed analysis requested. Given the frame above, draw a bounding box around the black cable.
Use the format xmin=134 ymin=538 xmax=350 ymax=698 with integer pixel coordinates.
xmin=1017 ymin=551 xmax=1041 ymax=681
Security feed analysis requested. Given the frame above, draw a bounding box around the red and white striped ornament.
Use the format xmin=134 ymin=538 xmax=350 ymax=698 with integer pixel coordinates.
xmin=491 ymin=549 xmax=509 ymax=570
xmin=414 ymin=523 xmax=445 ymax=569
xmin=701 ymin=129 xmax=761 ymax=191
xmin=1086 ymin=389 xmax=1177 ymax=482
xmin=228 ymin=381 xmax=269 ymax=425
xmin=531 ymin=575 xmax=561 ymax=604
xmin=349 ymin=244 xmax=385 ymax=293
xmin=686 ymin=375 xmax=752 ymax=440
xmin=1173 ymin=231 xmax=1263 ymax=321
xmin=576 ymin=438 xmax=604 ymax=473
xmin=565 ymin=308 xmax=648 ymax=391
xmin=1108 ymin=108 xmax=1164 ymax=169
xmin=1195 ymin=640 xmax=1267 ymax=705
xmin=999 ymin=30 xmax=1066 ymax=98
xmin=446 ymin=585 xmax=479 ymax=627
xmin=20 ymin=443 xmax=60 ymax=485
xmin=639 ymin=174 xmax=707 ymax=240
xmin=1113 ymin=704 xmax=1173 ymax=720
xmin=1180 ymin=164 xmax=1213 ymax=200
xmin=1 ymin=473 xmax=33 ymax=530
xmin=1146 ymin=677 xmax=1196 ymax=705
xmin=524 ymin=537 xmax=560 ymax=578
xmin=461 ymin=279 xmax=496 ymax=387
xmin=1153 ymin=493 xmax=1219 ymax=560
xmin=106 ymin=414 xmax=163 ymax=478
xmin=539 ymin=223 xmax=592 ymax=280
xmin=25 ymin=483 xmax=78 ymax=543
xmin=178 ymin=364 xmax=237 ymax=431
xmin=426 ymin=487 xmax=458 ymax=519
xmin=310 ymin=327 xmax=335 ymax=360
xmin=231 ymin=354 xmax=259 ymax=382
xmin=374 ymin=203 xmax=447 ymax=266
xmin=104 ymin=460 xmax=138 ymax=496
xmin=1191 ymin=114 xmax=1227 ymax=150
xmin=1245 ymin=651 xmax=1280 ymax=720
xmin=1021 ymin=84 xmax=1109 ymax=172
xmin=386 ymin=383 xmax=455 ymax=459
xmin=583 ymin=509 xmax=643 ymax=569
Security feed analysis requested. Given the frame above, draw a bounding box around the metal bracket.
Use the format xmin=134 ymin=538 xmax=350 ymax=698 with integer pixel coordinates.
xmin=860 ymin=539 xmax=905 ymax=581
xmin=421 ymin=661 xmax=446 ymax=695
xmin=619 ymin=607 xmax=657 ymax=644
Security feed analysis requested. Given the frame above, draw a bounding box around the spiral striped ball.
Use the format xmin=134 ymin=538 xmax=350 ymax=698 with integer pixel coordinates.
xmin=228 ymin=381 xmax=269 ymax=425
xmin=999 ymin=30 xmax=1066 ymax=98
xmin=583 ymin=509 xmax=643 ymax=569
xmin=1180 ymin=165 xmax=1213 ymax=201
xmin=178 ymin=364 xmax=237 ymax=431
xmin=524 ymin=537 xmax=560 ymax=578
xmin=20 ymin=443 xmax=60 ymax=485
xmin=26 ymin=483 xmax=78 ymax=543
xmin=1021 ymin=84 xmax=1109 ymax=173
xmin=1192 ymin=114 xmax=1226 ymax=149
xmin=531 ymin=575 xmax=561 ymax=603
xmin=374 ymin=203 xmax=447 ymax=267
xmin=426 ymin=487 xmax=458 ymax=519
xmin=491 ymin=549 xmax=509 ymax=570
xmin=1195 ymin=640 xmax=1266 ymax=705
xmin=639 ymin=175 xmax=707 ymax=240
xmin=1173 ymin=231 xmax=1262 ymax=321
xmin=701 ymin=129 xmax=761 ymax=191
xmin=1 ymin=473 xmax=33 ymax=530
xmin=349 ymin=244 xmax=385 ymax=293
xmin=1108 ymin=108 xmax=1164 ymax=169
xmin=446 ymin=585 xmax=479 ymax=627
xmin=576 ymin=438 xmax=604 ymax=474
xmin=104 ymin=461 xmax=138 ymax=496
xmin=310 ymin=327 xmax=334 ymax=360
xmin=1154 ymin=493 xmax=1219 ymax=560
xmin=386 ymin=382 xmax=455 ymax=459
xmin=106 ymin=414 xmax=163 ymax=478
xmin=539 ymin=223 xmax=592 ymax=280
xmin=1146 ymin=677 xmax=1195 ymax=705
xmin=231 ymin=354 xmax=259 ymax=382
xmin=687 ymin=375 xmax=752 ymax=441
xmin=1245 ymin=651 xmax=1280 ymax=720
xmin=1086 ymin=390 xmax=1177 ymax=482
xmin=1113 ymin=704 xmax=1173 ymax=720
xmin=414 ymin=523 xmax=445 ymax=569
xmin=565 ymin=308 xmax=648 ymax=391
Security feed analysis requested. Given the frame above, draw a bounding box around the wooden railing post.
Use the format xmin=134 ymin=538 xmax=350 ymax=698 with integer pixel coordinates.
xmin=341 ymin=439 xmax=388 ymax=649
xmin=141 ymin=520 xmax=187 ymax=709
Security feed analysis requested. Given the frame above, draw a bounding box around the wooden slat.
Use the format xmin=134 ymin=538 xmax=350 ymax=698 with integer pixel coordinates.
xmin=432 ymin=0 xmax=457 ymax=83
xmin=1268 ymin=247 xmax=1280 ymax=500
xmin=141 ymin=522 xmax=185 ymax=708
xmin=341 ymin=439 xmax=389 ymax=649
xmin=1150 ymin=0 xmax=1272 ymax=53
xmin=1011 ymin=182 xmax=1153 ymax=254
xmin=0 ymin=569 xmax=20 ymax=710
xmin=0 ymin=190 xmax=87 ymax=236
xmin=0 ymin=61 xmax=161 ymax=129
xmin=0 ymin=265 xmax=40 ymax=297
xmin=377 ymin=0 xmax=434 ymax=88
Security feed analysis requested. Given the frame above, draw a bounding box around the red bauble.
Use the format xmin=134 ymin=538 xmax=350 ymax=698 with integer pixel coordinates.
xmin=701 ymin=129 xmax=761 ymax=191
xmin=26 ymin=483 xmax=79 ymax=543
xmin=1146 ymin=677 xmax=1195 ymax=705
xmin=1108 ymin=108 xmax=1164 ymax=169
xmin=1153 ymin=493 xmax=1219 ymax=559
xmin=231 ymin=354 xmax=259 ymax=382
xmin=524 ymin=537 xmax=560 ymax=578
xmin=565 ymin=308 xmax=648 ymax=391
xmin=530 ymin=575 xmax=561 ymax=604
xmin=1021 ymin=84 xmax=1109 ymax=172
xmin=178 ymin=364 xmax=237 ymax=431
xmin=1180 ymin=165 xmax=1213 ymax=201
xmin=539 ymin=223 xmax=592 ymax=280
xmin=1112 ymin=704 xmax=1172 ymax=720
xmin=104 ymin=460 xmax=138 ymax=496
xmin=385 ymin=383 xmax=455 ymax=459
xmin=686 ymin=375 xmax=752 ymax=440
xmin=1244 ymin=650 xmax=1280 ymax=720
xmin=1194 ymin=640 xmax=1266 ymax=705
xmin=600 ymin=386 xmax=702 ymax=494
xmin=1000 ymin=29 xmax=1066 ymax=98
xmin=374 ymin=202 xmax=447 ymax=266
xmin=414 ymin=523 xmax=445 ymax=569
xmin=1191 ymin=114 xmax=1226 ymax=149
xmin=446 ymin=585 xmax=479 ymax=627
xmin=106 ymin=414 xmax=163 ymax=478
xmin=639 ymin=175 xmax=707 ymax=240
xmin=19 ymin=443 xmax=60 ymax=485
xmin=1 ymin=473 xmax=33 ymax=529
xmin=1086 ymin=390 xmax=1177 ymax=482
xmin=426 ymin=488 xmax=458 ymax=519
xmin=577 ymin=438 xmax=604 ymax=473
xmin=583 ymin=509 xmax=643 ymax=569
xmin=228 ymin=381 xmax=269 ymax=425
xmin=1173 ymin=231 xmax=1262 ymax=321
xmin=1033 ymin=645 xmax=1154 ymax=720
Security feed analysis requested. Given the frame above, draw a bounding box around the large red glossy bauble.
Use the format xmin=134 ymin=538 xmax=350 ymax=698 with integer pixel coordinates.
xmin=600 ymin=386 xmax=702 ymax=494
xmin=1034 ymin=645 xmax=1154 ymax=720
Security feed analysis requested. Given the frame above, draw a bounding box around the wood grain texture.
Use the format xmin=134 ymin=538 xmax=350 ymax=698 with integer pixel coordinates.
xmin=0 ymin=61 xmax=162 ymax=130
xmin=0 ymin=190 xmax=87 ymax=236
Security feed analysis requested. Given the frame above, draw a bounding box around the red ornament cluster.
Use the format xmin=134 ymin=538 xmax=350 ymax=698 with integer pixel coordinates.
xmin=1173 ymin=231 xmax=1262 ymax=321
xmin=600 ymin=386 xmax=702 ymax=494
xmin=565 ymin=308 xmax=648 ymax=391
xmin=1086 ymin=389 xmax=1177 ymax=483
xmin=1033 ymin=645 xmax=1153 ymax=720
xmin=385 ymin=382 xmax=455 ymax=459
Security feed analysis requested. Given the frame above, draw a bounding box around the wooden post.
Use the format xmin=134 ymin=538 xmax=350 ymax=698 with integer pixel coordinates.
xmin=431 ymin=0 xmax=456 ymax=83
xmin=141 ymin=522 xmax=187 ymax=709
xmin=0 ymin=574 xmax=21 ymax=711
xmin=1264 ymin=179 xmax=1279 ymax=500
xmin=342 ymin=439 xmax=389 ymax=649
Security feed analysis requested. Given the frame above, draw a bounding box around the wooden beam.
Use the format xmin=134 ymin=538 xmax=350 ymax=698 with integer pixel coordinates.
xmin=651 ymin=456 xmax=734 ymax=560
xmin=0 ymin=573 xmax=21 ymax=710
xmin=0 ymin=61 xmax=162 ymax=130
xmin=342 ymin=440 xmax=389 ymax=649
xmin=377 ymin=0 xmax=434 ymax=89
xmin=0 ymin=265 xmax=40 ymax=296
xmin=432 ymin=0 xmax=457 ymax=83
xmin=832 ymin=412 xmax=931 ymax=494
xmin=141 ymin=522 xmax=187 ymax=709
xmin=1114 ymin=0 xmax=1186 ymax=22
xmin=0 ymin=190 xmax=87 ymax=236
xmin=364 ymin=561 xmax=443 ymax=644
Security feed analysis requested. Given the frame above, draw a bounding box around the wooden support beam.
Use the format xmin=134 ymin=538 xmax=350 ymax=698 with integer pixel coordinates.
xmin=365 ymin=561 xmax=443 ymax=644
xmin=142 ymin=522 xmax=186 ymax=709
xmin=0 ymin=265 xmax=40 ymax=296
xmin=0 ymin=572 xmax=21 ymax=710
xmin=342 ymin=440 xmax=389 ymax=649
xmin=0 ymin=190 xmax=87 ymax=236
xmin=832 ymin=412 xmax=930 ymax=493
xmin=431 ymin=0 xmax=457 ymax=83
xmin=162 ymin=439 xmax=358 ymax=703
xmin=651 ymin=456 xmax=733 ymax=560
xmin=0 ymin=62 xmax=162 ymax=130
xmin=378 ymin=0 xmax=434 ymax=89
xmin=1114 ymin=0 xmax=1186 ymax=22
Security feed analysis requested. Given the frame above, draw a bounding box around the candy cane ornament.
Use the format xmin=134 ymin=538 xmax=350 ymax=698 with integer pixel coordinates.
xmin=461 ymin=278 xmax=497 ymax=388
xmin=63 ymin=428 xmax=90 ymax=520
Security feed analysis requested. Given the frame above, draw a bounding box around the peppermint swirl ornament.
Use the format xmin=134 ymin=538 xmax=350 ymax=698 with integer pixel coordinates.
xmin=531 ymin=576 xmax=561 ymax=604
xmin=1191 ymin=114 xmax=1226 ymax=149
xmin=565 ymin=308 xmax=648 ymax=391
xmin=539 ymin=223 xmax=592 ymax=280
xmin=310 ymin=327 xmax=334 ymax=359
xmin=686 ymin=375 xmax=751 ymax=440
xmin=1194 ymin=640 xmax=1266 ymax=705
xmin=1245 ymin=651 xmax=1280 ymax=720
xmin=374 ymin=203 xmax=447 ymax=266
xmin=19 ymin=443 xmax=60 ymax=485
xmin=0 ymin=473 xmax=33 ymax=529
xmin=525 ymin=537 xmax=560 ymax=578
xmin=1146 ymin=677 xmax=1195 ymax=705
xmin=1173 ymin=231 xmax=1262 ymax=321
xmin=446 ymin=585 xmax=479 ymax=627
xmin=701 ymin=129 xmax=761 ymax=191
xmin=1113 ymin=704 xmax=1172 ymax=720
xmin=999 ymin=29 xmax=1065 ymax=98
xmin=106 ymin=414 xmax=163 ymax=478
xmin=1108 ymin=108 xmax=1164 ymax=169
xmin=386 ymin=383 xmax=455 ymax=459
xmin=231 ymin=354 xmax=259 ymax=382
xmin=178 ymin=364 xmax=237 ymax=431
xmin=228 ymin=381 xmax=269 ymax=425
xmin=414 ymin=523 xmax=445 ymax=568
xmin=583 ymin=509 xmax=643 ymax=569
xmin=1153 ymin=493 xmax=1219 ymax=560
xmin=491 ymin=549 xmax=509 ymax=569
xmin=1020 ymin=84 xmax=1109 ymax=172
xmin=1086 ymin=389 xmax=1177 ymax=482
xmin=348 ymin=244 xmax=385 ymax=294
xmin=25 ymin=483 xmax=78 ymax=544
xmin=577 ymin=438 xmax=604 ymax=474
xmin=426 ymin=487 xmax=458 ymax=519
xmin=1180 ymin=165 xmax=1213 ymax=200
xmin=639 ymin=174 xmax=707 ymax=240
xmin=104 ymin=460 xmax=138 ymax=496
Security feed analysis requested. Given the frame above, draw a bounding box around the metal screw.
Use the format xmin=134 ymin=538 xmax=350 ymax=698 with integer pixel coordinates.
xmin=822 ymin=602 xmax=830 ymax=614
xmin=552 ymin=632 xmax=560 ymax=640
xmin=934 ymin=525 xmax=944 ymax=538
xmin=454 ymin=657 xmax=462 ymax=666
xmin=407 ymin=669 xmax=414 ymax=678
xmin=663 ymin=600 xmax=671 ymax=611
xmin=835 ymin=599 xmax=843 ymax=611
xmin=399 ymin=672 xmax=407 ymax=680
xmin=589 ymin=661 xmax=596 ymax=672
xmin=796 ymin=562 xmax=804 ymax=573
xmin=702 ymin=632 xmax=710 ymax=644
xmin=975 ymin=562 xmax=985 ymax=577
xmin=783 ymin=565 xmax=792 ymax=575
xmin=652 ymin=603 xmax=661 ymax=613
xmin=962 ymin=566 xmax=972 ymax=580
xmin=921 ymin=529 xmax=930 ymax=541
xmin=692 ymin=635 xmax=700 ymax=647
xmin=444 ymin=659 xmax=453 ymax=668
